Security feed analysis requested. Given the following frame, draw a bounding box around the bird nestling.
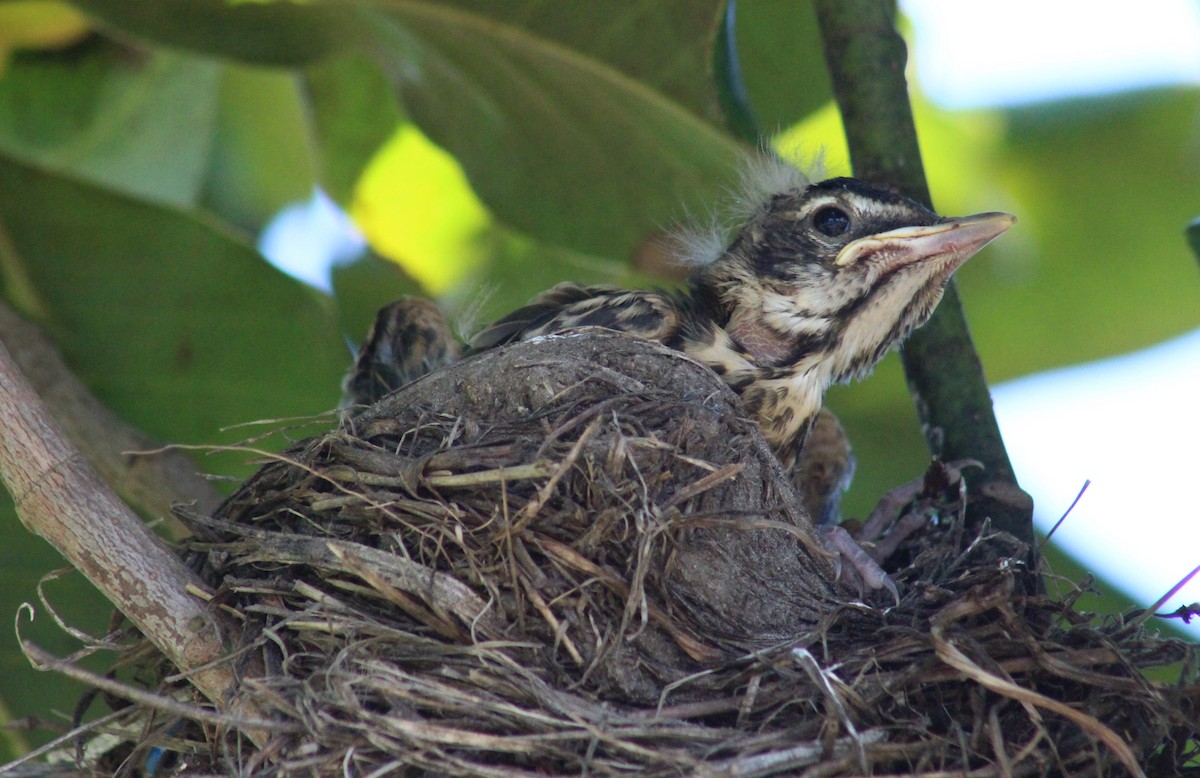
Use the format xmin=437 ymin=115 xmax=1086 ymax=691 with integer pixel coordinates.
xmin=468 ymin=166 xmax=1013 ymax=475
xmin=342 ymin=158 xmax=1014 ymax=592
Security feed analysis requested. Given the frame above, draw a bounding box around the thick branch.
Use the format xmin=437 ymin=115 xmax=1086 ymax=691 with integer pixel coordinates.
xmin=0 ymin=336 xmax=266 ymax=744
xmin=0 ymin=300 xmax=221 ymax=534
xmin=813 ymin=0 xmax=1034 ymax=549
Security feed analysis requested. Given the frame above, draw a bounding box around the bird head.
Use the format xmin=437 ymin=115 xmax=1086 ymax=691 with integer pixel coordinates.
xmin=702 ymin=177 xmax=1014 ymax=383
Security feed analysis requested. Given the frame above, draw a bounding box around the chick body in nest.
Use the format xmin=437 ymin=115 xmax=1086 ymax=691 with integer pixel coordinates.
xmin=342 ymin=158 xmax=1013 ymax=594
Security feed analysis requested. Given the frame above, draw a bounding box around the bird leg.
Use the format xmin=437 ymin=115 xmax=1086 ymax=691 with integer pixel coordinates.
xmin=815 ymin=523 xmax=900 ymax=604
xmin=856 ymin=458 xmax=983 ymax=564
xmin=793 ymin=408 xmax=901 ymax=602
xmin=793 ymin=415 xmax=981 ymax=602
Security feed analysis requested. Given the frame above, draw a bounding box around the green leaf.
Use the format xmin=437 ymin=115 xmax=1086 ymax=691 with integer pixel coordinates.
xmin=374 ymin=4 xmax=742 ymax=259
xmin=200 ymin=64 xmax=317 ymax=230
xmin=0 ymin=156 xmax=347 ymax=474
xmin=732 ymin=1 xmax=833 ymax=136
xmin=74 ymin=0 xmax=730 ymax=125
xmin=431 ymin=0 xmax=727 ymax=126
xmin=1187 ymin=218 xmax=1200 ymax=265
xmin=68 ymin=0 xmax=353 ymax=66
xmin=713 ymin=0 xmax=757 ymax=141
xmin=467 ymin=229 xmax=631 ymax=327
xmin=956 ymin=88 xmax=1200 ymax=374
xmin=0 ymin=492 xmax=114 ymax=759
xmin=303 ymin=54 xmax=405 ymax=206
xmin=0 ymin=40 xmax=219 ymax=207
xmin=68 ymin=0 xmax=745 ymax=260
xmin=331 ymin=250 xmax=423 ymax=342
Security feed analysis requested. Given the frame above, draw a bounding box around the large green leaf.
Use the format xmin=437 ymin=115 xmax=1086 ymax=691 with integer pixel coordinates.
xmin=731 ymin=1 xmax=833 ymax=135
xmin=430 ymin=0 xmax=727 ymax=125
xmin=0 ymin=39 xmax=219 ymax=207
xmin=955 ymin=88 xmax=1200 ymax=378
xmin=199 ymin=64 xmax=317 ymax=231
xmin=0 ymin=156 xmax=347 ymax=464
xmin=373 ymin=3 xmax=741 ymax=259
xmin=303 ymin=54 xmax=406 ymax=206
xmin=0 ymin=155 xmax=351 ymax=753
xmin=66 ymin=0 xmax=745 ymax=261
xmin=0 ymin=36 xmax=317 ymax=231
xmin=331 ymin=250 xmax=423 ymax=341
xmin=332 ymin=227 xmax=636 ymax=352
xmin=69 ymin=0 xmax=354 ymax=66
xmin=466 ymin=229 xmax=632 ymax=326
xmin=71 ymin=0 xmax=731 ymax=123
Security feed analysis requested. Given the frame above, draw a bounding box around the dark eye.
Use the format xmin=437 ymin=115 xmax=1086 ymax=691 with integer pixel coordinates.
xmin=813 ymin=206 xmax=850 ymax=237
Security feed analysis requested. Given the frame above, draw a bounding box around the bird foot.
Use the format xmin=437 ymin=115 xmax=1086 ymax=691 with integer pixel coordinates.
xmin=857 ymin=458 xmax=983 ymax=564
xmin=817 ymin=458 xmax=981 ymax=606
xmin=816 ymin=524 xmax=900 ymax=606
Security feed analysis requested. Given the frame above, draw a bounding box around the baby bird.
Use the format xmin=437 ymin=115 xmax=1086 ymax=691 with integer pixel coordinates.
xmin=342 ymin=161 xmax=1014 ymax=593
xmin=469 ymin=171 xmax=1013 ymax=478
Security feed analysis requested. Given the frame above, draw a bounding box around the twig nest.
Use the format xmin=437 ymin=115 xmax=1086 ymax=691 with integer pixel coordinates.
xmin=201 ymin=332 xmax=849 ymax=703
xmin=157 ymin=330 xmax=1197 ymax=777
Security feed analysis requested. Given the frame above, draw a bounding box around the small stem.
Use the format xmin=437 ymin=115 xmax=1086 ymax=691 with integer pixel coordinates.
xmin=813 ymin=0 xmax=1035 ymax=551
xmin=0 ymin=335 xmax=268 ymax=746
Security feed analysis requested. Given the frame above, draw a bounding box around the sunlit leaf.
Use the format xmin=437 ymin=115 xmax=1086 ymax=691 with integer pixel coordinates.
xmin=350 ymin=124 xmax=492 ymax=295
xmin=302 ymin=53 xmax=404 ymax=206
xmin=961 ymin=89 xmax=1200 ymax=375
xmin=774 ymin=100 xmax=852 ymax=178
xmin=375 ymin=4 xmax=741 ymax=260
xmin=0 ymin=1 xmax=90 ymax=51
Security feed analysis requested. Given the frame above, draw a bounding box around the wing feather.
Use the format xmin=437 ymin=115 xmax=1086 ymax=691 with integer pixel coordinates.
xmin=469 ymin=282 xmax=680 ymax=353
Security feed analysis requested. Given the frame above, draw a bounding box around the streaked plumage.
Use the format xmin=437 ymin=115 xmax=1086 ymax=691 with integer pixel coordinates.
xmin=341 ymin=167 xmax=1014 ymax=544
xmin=340 ymin=297 xmax=460 ymax=407
xmin=469 ymin=175 xmax=1013 ymax=479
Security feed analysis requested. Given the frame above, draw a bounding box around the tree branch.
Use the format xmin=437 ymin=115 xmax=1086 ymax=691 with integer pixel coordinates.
xmin=0 ymin=335 xmax=267 ymax=745
xmin=0 ymin=300 xmax=221 ymax=535
xmin=813 ymin=0 xmax=1035 ymax=550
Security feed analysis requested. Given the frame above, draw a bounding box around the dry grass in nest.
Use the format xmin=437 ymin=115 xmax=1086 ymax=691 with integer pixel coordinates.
xmin=39 ymin=333 xmax=1200 ymax=775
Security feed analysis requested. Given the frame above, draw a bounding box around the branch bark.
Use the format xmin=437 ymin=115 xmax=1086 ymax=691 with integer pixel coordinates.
xmin=0 ymin=335 xmax=267 ymax=744
xmin=812 ymin=0 xmax=1035 ymax=551
xmin=0 ymin=300 xmax=221 ymax=534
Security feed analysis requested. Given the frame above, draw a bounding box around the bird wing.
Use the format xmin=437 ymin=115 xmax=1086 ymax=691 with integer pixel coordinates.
xmin=469 ymin=282 xmax=681 ymax=353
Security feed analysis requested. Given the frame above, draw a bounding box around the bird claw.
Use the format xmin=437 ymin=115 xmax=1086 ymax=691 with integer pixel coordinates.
xmin=816 ymin=524 xmax=900 ymax=606
xmin=857 ymin=458 xmax=982 ymax=549
xmin=815 ymin=458 xmax=981 ymax=606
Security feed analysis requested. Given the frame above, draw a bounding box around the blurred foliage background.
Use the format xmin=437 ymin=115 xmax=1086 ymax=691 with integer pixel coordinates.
xmin=0 ymin=0 xmax=1197 ymax=759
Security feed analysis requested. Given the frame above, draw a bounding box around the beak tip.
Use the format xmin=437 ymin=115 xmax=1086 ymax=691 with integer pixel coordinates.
xmin=983 ymin=211 xmax=1017 ymax=232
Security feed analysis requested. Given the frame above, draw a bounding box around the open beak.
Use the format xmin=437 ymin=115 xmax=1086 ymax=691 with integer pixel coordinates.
xmin=834 ymin=212 xmax=1016 ymax=273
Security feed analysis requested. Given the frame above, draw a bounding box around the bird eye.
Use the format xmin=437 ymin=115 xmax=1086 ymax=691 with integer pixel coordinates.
xmin=812 ymin=206 xmax=850 ymax=238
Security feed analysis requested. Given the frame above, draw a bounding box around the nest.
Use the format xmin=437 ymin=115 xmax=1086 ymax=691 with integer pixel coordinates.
xmin=64 ymin=333 xmax=1200 ymax=775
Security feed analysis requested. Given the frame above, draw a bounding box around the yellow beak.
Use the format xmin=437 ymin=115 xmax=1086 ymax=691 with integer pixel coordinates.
xmin=834 ymin=212 xmax=1016 ymax=271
